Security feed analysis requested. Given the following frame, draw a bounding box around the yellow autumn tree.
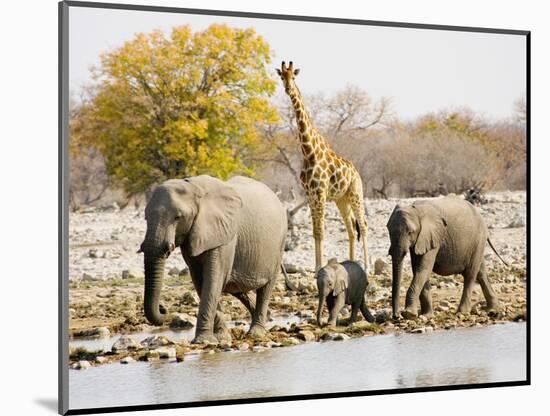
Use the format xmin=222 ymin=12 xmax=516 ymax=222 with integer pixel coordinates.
xmin=71 ymin=24 xmax=278 ymax=194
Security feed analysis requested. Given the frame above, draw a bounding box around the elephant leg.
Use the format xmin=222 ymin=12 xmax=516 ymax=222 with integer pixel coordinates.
xmin=189 ymin=263 xmax=228 ymax=342
xmin=360 ymin=298 xmax=375 ymax=323
xmin=192 ymin=250 xmax=227 ymax=345
xmin=458 ymin=266 xmax=480 ymax=314
xmin=336 ymin=200 xmax=355 ymax=262
xmin=403 ymin=251 xmax=436 ymax=319
xmin=420 ymin=280 xmax=433 ymax=317
xmin=213 ymin=303 xmax=231 ymax=343
xmin=232 ymin=292 xmax=256 ymax=318
xmin=248 ymin=279 xmax=276 ymax=339
xmin=328 ymin=294 xmax=345 ymax=326
xmin=476 ymin=262 xmax=500 ymax=312
xmin=349 ymin=303 xmax=359 ymax=325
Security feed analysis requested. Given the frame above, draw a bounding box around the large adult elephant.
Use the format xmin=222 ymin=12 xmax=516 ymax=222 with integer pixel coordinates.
xmin=138 ymin=175 xmax=288 ymax=344
xmin=387 ymin=197 xmax=507 ymax=319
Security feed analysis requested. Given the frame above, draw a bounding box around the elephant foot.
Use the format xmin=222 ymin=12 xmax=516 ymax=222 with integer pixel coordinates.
xmin=401 ymin=308 xmax=418 ymax=320
xmin=420 ymin=309 xmax=434 ymax=318
xmin=191 ymin=333 xmax=219 ymax=345
xmin=247 ymin=324 xmax=267 ymax=340
xmin=457 ymin=303 xmax=472 ymax=315
xmin=486 ymin=300 xmax=500 ymax=314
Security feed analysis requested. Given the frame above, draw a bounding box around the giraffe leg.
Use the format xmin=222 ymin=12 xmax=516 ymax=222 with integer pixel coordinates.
xmin=336 ymin=199 xmax=355 ymax=262
xmin=348 ymin=189 xmax=369 ymax=274
xmin=308 ymin=192 xmax=326 ymax=272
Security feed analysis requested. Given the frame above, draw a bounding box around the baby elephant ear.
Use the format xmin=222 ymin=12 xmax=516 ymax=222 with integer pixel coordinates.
xmin=334 ymin=267 xmax=348 ymax=296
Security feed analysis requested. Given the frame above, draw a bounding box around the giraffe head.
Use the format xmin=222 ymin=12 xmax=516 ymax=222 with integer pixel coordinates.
xmin=276 ymin=61 xmax=300 ymax=94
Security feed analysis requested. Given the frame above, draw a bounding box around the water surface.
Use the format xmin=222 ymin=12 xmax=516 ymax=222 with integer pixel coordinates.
xmin=69 ymin=322 xmax=526 ymax=411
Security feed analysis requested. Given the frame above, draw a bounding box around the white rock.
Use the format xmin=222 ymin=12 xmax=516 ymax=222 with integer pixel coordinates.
xmin=122 ymin=268 xmax=144 ymax=279
xmin=120 ymin=356 xmax=135 ymax=364
xmin=72 ymin=360 xmax=91 ymax=370
xmin=239 ymin=342 xmax=250 ymax=351
xmin=140 ymin=335 xmax=173 ymax=349
xmin=153 ymin=347 xmax=176 ymax=359
xmin=333 ymin=333 xmax=351 ymax=341
xmin=112 ymin=335 xmax=141 ymax=353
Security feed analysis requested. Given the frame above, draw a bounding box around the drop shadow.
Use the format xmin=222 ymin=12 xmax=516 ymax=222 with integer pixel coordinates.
xmin=34 ymin=398 xmax=58 ymax=413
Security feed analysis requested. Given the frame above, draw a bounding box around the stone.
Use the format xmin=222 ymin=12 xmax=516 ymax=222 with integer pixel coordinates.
xmin=238 ymin=342 xmax=250 ymax=351
xmin=72 ymin=360 xmax=91 ymax=370
xmin=168 ymin=267 xmax=181 ymax=277
xmin=120 ymin=356 xmax=135 ymax=364
xmin=112 ymin=335 xmax=141 ymax=353
xmin=411 ymin=327 xmax=426 ymax=334
xmin=297 ymin=330 xmax=315 ymax=342
xmin=81 ymin=273 xmax=101 ymax=282
xmin=374 ymin=258 xmax=388 ymax=275
xmin=507 ymin=215 xmax=526 ymax=228
xmin=95 ymin=356 xmax=107 ymax=364
xmin=284 ymin=263 xmax=302 ymax=274
xmin=266 ymin=341 xmax=282 ymax=348
xmin=122 ymin=268 xmax=144 ymax=279
xmin=439 ymin=299 xmax=451 ymax=308
xmin=285 ymin=337 xmax=300 ymax=345
xmin=100 ymin=202 xmax=120 ymax=212
xmin=375 ymin=309 xmax=391 ymax=324
xmin=252 ymin=346 xmax=267 ymax=352
xmin=333 ymin=333 xmax=351 ymax=341
xmin=88 ymin=249 xmax=105 ymax=259
xmin=94 ymin=327 xmax=111 ymax=338
xmin=181 ymin=291 xmax=200 ymax=306
xmin=169 ymin=313 xmax=197 ymax=329
xmin=140 ymin=335 xmax=173 ymax=349
xmin=153 ymin=347 xmax=177 ymax=359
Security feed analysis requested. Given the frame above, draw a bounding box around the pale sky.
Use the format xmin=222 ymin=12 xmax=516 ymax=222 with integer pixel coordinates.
xmin=69 ymin=6 xmax=526 ymax=121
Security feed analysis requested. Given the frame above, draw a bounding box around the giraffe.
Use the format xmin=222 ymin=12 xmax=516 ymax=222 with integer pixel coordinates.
xmin=276 ymin=61 xmax=369 ymax=273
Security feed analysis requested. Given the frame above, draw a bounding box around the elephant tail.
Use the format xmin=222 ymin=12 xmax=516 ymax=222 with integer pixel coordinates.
xmin=281 ymin=264 xmax=298 ymax=291
xmin=487 ymin=238 xmax=509 ymax=267
xmin=360 ymin=298 xmax=375 ymax=323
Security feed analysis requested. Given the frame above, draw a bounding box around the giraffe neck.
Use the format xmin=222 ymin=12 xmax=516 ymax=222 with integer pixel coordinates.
xmin=287 ymin=84 xmax=323 ymax=156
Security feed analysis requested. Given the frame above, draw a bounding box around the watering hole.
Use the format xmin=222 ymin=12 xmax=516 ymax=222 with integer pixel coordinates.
xmin=69 ymin=322 xmax=526 ymax=410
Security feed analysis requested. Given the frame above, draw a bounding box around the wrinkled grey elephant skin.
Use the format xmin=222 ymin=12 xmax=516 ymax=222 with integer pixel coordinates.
xmin=316 ymin=259 xmax=375 ymax=327
xmin=386 ymin=197 xmax=504 ymax=320
xmin=139 ymin=175 xmax=288 ymax=344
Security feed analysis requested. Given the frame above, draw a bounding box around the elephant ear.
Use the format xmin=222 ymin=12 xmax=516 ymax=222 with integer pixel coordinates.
xmin=334 ymin=266 xmax=348 ymax=297
xmin=413 ymin=204 xmax=447 ymax=255
xmin=187 ymin=176 xmax=243 ymax=257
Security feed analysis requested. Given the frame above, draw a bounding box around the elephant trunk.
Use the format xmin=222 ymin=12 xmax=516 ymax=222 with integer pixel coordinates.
xmin=317 ymin=296 xmax=324 ymax=327
xmin=391 ymin=253 xmax=404 ymax=318
xmin=144 ymin=255 xmax=167 ymax=326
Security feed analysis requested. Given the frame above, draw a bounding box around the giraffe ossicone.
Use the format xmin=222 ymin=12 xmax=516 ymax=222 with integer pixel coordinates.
xmin=277 ymin=60 xmax=370 ymax=274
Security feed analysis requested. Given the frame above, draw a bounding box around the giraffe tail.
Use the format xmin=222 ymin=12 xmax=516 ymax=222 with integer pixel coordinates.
xmin=355 ymin=219 xmax=361 ymax=240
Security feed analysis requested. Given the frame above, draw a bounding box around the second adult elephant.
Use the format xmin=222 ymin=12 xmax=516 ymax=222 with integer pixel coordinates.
xmin=387 ymin=197 xmax=507 ymax=319
xmin=139 ymin=175 xmax=288 ymax=344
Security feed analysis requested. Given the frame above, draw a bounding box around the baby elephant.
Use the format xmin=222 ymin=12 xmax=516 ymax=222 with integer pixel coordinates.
xmin=316 ymin=258 xmax=375 ymax=327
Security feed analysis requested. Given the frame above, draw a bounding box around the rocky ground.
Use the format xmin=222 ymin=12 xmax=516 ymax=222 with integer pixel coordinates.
xmin=68 ymin=191 xmax=527 ymax=369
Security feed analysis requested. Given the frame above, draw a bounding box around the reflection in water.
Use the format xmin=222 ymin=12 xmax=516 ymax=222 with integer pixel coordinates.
xmin=69 ymin=323 xmax=526 ymax=411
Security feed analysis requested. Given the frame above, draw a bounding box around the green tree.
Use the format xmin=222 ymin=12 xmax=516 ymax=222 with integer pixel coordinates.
xmin=71 ymin=24 xmax=278 ymax=194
